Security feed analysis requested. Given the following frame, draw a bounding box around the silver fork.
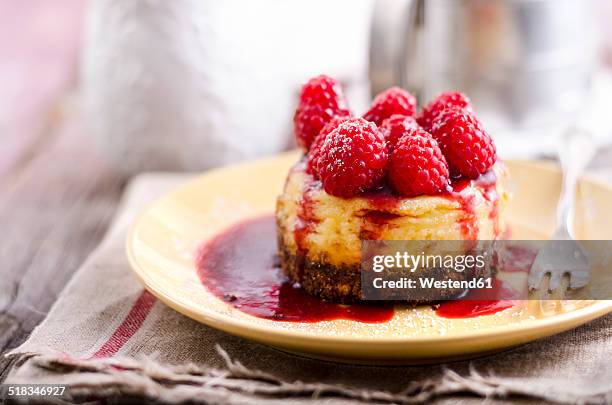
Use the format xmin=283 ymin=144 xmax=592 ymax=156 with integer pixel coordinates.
xmin=528 ymin=128 xmax=596 ymax=293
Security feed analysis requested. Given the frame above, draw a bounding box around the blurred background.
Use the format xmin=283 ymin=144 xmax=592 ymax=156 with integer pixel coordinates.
xmin=4 ymin=0 xmax=612 ymax=372
xmin=3 ymin=0 xmax=612 ymax=180
xmin=2 ymin=0 xmax=612 ymax=353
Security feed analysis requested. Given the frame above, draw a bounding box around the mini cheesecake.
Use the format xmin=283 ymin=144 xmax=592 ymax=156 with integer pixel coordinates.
xmin=284 ymin=76 xmax=504 ymax=304
xmin=276 ymin=160 xmax=509 ymax=303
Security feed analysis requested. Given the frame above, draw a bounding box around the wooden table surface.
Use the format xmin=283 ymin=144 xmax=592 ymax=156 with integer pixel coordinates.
xmin=2 ymin=0 xmax=612 ymax=386
xmin=0 ymin=0 xmax=125 ymax=381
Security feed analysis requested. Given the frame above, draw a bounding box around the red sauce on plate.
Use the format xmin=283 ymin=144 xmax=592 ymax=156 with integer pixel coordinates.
xmin=196 ymin=205 xmax=513 ymax=323
xmin=196 ymin=215 xmax=394 ymax=323
xmin=435 ymin=278 xmax=517 ymax=318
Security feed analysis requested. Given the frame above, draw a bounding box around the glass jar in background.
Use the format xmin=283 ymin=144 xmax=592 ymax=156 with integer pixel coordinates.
xmin=372 ymin=0 xmax=602 ymax=149
xmin=421 ymin=0 xmax=598 ymax=133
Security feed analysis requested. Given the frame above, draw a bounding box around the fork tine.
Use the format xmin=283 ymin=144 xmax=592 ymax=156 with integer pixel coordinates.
xmin=528 ymin=271 xmax=547 ymax=291
xmin=528 ymin=268 xmax=545 ymax=291
xmin=549 ymin=271 xmax=563 ymax=291
xmin=551 ymin=274 xmax=571 ymax=300
xmin=569 ymin=269 xmax=590 ymax=289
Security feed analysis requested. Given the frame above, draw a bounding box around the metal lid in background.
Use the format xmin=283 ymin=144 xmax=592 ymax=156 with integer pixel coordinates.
xmin=369 ymin=0 xmax=608 ymax=156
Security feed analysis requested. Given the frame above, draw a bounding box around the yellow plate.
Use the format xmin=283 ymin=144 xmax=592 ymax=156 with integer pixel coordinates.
xmin=127 ymin=151 xmax=612 ymax=364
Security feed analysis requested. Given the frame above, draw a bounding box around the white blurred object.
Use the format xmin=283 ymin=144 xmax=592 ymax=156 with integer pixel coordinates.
xmin=82 ymin=0 xmax=373 ymax=174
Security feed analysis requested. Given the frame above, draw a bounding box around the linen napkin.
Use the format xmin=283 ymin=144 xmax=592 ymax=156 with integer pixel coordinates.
xmin=4 ymin=173 xmax=612 ymax=404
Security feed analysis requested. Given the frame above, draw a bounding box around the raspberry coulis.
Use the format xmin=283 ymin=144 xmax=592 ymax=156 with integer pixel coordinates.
xmin=295 ymin=168 xmax=499 ymax=243
xmin=435 ymin=279 xmax=518 ymax=318
xmin=196 ymin=215 xmax=394 ymax=323
xmin=196 ymin=215 xmax=516 ymax=323
xmin=293 ymin=181 xmax=319 ymax=278
xmin=448 ymin=169 xmax=500 ymax=240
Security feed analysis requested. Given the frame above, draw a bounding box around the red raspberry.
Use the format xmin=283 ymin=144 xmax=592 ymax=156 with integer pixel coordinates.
xmin=307 ymin=116 xmax=351 ymax=176
xmin=417 ymin=91 xmax=472 ymax=133
xmin=388 ymin=128 xmax=449 ymax=197
xmin=379 ymin=114 xmax=421 ymax=150
xmin=299 ymin=74 xmax=346 ymax=105
xmin=294 ymin=75 xmax=350 ymax=150
xmin=431 ymin=108 xmax=497 ymax=179
xmin=363 ymin=87 xmax=417 ymax=126
xmin=294 ymin=105 xmax=348 ymax=151
xmin=314 ymin=118 xmax=387 ymax=197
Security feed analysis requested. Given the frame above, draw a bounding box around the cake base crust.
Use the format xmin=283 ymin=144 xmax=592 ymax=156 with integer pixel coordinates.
xmin=278 ymin=236 xmax=362 ymax=304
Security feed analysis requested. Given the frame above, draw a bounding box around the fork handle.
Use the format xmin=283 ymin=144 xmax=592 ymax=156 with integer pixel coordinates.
xmin=555 ymin=128 xmax=596 ymax=238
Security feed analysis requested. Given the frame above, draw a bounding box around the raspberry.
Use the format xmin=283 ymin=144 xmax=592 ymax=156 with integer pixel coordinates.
xmin=314 ymin=118 xmax=387 ymax=197
xmin=363 ymin=87 xmax=417 ymax=126
xmin=299 ymin=74 xmax=347 ymax=105
xmin=294 ymin=75 xmax=350 ymax=150
xmin=417 ymin=91 xmax=472 ymax=133
xmin=431 ymin=108 xmax=496 ymax=179
xmin=379 ymin=114 xmax=421 ymax=150
xmin=388 ymin=128 xmax=449 ymax=197
xmin=294 ymin=105 xmax=348 ymax=151
xmin=307 ymin=116 xmax=351 ymax=176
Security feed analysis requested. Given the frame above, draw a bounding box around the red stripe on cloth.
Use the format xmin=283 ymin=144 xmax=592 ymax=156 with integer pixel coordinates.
xmin=91 ymin=290 xmax=157 ymax=358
